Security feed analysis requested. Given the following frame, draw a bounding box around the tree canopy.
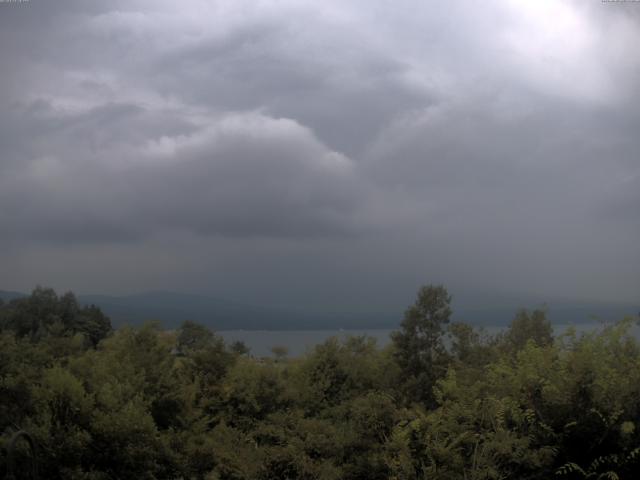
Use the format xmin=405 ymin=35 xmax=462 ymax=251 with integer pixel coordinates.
xmin=1 ymin=286 xmax=639 ymax=479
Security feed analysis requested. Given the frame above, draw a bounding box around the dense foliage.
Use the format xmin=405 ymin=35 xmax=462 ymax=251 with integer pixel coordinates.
xmin=1 ymin=286 xmax=639 ymax=479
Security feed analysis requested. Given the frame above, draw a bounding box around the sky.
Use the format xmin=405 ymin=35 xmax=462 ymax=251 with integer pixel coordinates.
xmin=0 ymin=0 xmax=638 ymax=312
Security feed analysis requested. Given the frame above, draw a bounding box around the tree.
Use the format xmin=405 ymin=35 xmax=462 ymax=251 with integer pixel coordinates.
xmin=391 ymin=284 xmax=452 ymax=406
xmin=271 ymin=345 xmax=289 ymax=361
xmin=76 ymin=304 xmax=112 ymax=347
xmin=0 ymin=287 xmax=111 ymax=347
xmin=176 ymin=320 xmax=214 ymax=352
xmin=501 ymin=308 xmax=553 ymax=354
xmin=230 ymin=340 xmax=251 ymax=356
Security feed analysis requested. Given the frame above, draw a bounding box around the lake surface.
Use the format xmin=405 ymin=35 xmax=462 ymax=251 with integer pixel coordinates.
xmin=219 ymin=322 xmax=637 ymax=357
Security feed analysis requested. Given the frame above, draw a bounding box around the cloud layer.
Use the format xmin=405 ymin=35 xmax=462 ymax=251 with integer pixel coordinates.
xmin=1 ymin=0 xmax=638 ymax=307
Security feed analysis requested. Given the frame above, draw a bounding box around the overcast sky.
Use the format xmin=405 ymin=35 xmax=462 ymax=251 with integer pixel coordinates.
xmin=0 ymin=0 xmax=638 ymax=311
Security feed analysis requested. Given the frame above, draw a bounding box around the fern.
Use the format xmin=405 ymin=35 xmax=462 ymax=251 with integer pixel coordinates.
xmin=556 ymin=461 xmax=586 ymax=476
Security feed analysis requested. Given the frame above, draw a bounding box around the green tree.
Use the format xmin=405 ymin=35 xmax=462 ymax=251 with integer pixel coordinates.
xmin=501 ymin=308 xmax=553 ymax=354
xmin=271 ymin=345 xmax=289 ymax=361
xmin=75 ymin=304 xmax=112 ymax=347
xmin=176 ymin=320 xmax=215 ymax=354
xmin=391 ymin=284 xmax=452 ymax=406
xmin=0 ymin=287 xmax=111 ymax=347
xmin=230 ymin=340 xmax=251 ymax=356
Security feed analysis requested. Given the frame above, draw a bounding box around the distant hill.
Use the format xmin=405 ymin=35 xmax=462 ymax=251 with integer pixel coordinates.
xmin=77 ymin=291 xmax=357 ymax=330
xmin=1 ymin=289 xmax=638 ymax=330
xmin=0 ymin=290 xmax=27 ymax=302
xmin=1 ymin=289 xmax=391 ymax=330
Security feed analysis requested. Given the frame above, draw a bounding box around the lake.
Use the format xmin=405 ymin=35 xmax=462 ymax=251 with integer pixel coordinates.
xmin=218 ymin=321 xmax=637 ymax=357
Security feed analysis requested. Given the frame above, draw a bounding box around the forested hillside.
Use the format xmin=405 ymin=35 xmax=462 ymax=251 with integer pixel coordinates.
xmin=1 ymin=286 xmax=639 ymax=479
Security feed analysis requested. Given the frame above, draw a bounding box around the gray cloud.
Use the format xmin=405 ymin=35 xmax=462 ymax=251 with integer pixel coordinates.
xmin=0 ymin=102 xmax=362 ymax=242
xmin=0 ymin=0 xmax=638 ymax=306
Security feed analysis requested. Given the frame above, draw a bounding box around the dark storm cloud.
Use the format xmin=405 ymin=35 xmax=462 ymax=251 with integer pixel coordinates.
xmin=150 ymin=22 xmax=429 ymax=156
xmin=0 ymin=0 xmax=638 ymax=304
xmin=0 ymin=101 xmax=362 ymax=242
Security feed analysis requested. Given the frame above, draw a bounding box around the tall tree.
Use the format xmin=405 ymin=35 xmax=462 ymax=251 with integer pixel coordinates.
xmin=501 ymin=308 xmax=553 ymax=354
xmin=391 ymin=284 xmax=452 ymax=406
